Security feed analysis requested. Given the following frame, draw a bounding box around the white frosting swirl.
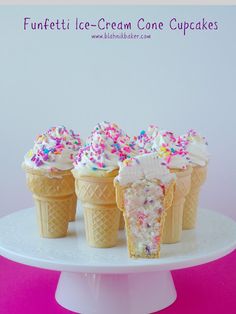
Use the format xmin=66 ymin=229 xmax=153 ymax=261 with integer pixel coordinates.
xmin=134 ymin=127 xmax=189 ymax=169
xmin=73 ymin=121 xmax=136 ymax=175
xmin=135 ymin=125 xmax=159 ymax=153
xmin=24 ymin=126 xmax=82 ymax=170
xmin=150 ymin=130 xmax=189 ymax=169
xmin=182 ymin=130 xmax=209 ymax=166
xmin=116 ymin=153 xmax=175 ymax=186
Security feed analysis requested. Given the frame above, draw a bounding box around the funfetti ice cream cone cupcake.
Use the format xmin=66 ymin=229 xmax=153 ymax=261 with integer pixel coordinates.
xmin=181 ymin=130 xmax=209 ymax=230
xmin=22 ymin=126 xmax=82 ymax=238
xmin=136 ymin=126 xmax=192 ymax=244
xmin=72 ymin=121 xmax=136 ymax=248
xmin=155 ymin=130 xmax=192 ymax=243
xmin=114 ymin=153 xmax=175 ymax=259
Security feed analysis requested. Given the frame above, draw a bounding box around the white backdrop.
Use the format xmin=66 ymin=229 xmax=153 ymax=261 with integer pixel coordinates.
xmin=0 ymin=6 xmax=235 ymax=220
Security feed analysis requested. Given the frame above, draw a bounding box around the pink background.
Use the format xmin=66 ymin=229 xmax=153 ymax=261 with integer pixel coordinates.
xmin=0 ymin=251 xmax=236 ymax=314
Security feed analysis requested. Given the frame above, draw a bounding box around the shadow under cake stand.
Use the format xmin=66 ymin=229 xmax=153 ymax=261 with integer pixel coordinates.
xmin=0 ymin=208 xmax=236 ymax=314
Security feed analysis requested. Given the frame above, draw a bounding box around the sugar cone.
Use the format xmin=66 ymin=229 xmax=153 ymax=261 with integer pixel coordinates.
xmin=183 ymin=164 xmax=207 ymax=230
xmin=162 ymin=166 xmax=192 ymax=244
xmin=69 ymin=193 xmax=77 ymax=222
xmin=115 ymin=180 xmax=175 ymax=258
xmin=34 ymin=194 xmax=72 ymax=238
xmin=73 ymin=170 xmax=120 ymax=248
xmin=22 ymin=164 xmax=75 ymax=238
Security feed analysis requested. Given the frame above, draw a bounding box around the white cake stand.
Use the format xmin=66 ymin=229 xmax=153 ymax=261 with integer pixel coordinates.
xmin=0 ymin=208 xmax=236 ymax=314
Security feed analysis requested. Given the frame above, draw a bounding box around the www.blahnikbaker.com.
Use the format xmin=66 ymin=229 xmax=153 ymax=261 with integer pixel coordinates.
xmin=91 ymin=32 xmax=152 ymax=40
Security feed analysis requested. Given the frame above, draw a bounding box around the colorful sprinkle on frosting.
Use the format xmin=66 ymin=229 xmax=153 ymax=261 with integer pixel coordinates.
xmin=24 ymin=126 xmax=82 ymax=170
xmin=181 ymin=129 xmax=209 ymax=166
xmin=74 ymin=121 xmax=137 ymax=173
xmin=135 ymin=125 xmax=160 ymax=154
xmin=134 ymin=126 xmax=190 ymax=169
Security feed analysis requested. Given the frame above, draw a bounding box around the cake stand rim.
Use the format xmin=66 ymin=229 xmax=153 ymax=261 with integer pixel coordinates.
xmin=0 ymin=207 xmax=235 ymax=274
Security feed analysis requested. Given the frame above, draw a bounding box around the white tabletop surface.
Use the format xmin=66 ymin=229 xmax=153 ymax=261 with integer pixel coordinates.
xmin=0 ymin=208 xmax=236 ymax=274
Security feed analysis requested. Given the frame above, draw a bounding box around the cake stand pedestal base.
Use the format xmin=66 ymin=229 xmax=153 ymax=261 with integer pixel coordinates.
xmin=55 ymin=271 xmax=177 ymax=314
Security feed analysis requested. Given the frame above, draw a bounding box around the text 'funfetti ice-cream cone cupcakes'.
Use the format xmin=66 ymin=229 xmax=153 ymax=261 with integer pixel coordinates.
xmin=135 ymin=126 xmax=192 ymax=244
xmin=72 ymin=121 xmax=137 ymax=248
xmin=114 ymin=153 xmax=175 ymax=259
xmin=22 ymin=126 xmax=82 ymax=238
xmin=181 ymin=130 xmax=209 ymax=230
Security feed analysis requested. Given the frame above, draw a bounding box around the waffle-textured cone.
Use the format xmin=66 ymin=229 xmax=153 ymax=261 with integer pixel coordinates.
xmin=83 ymin=203 xmax=120 ymax=248
xmin=69 ymin=193 xmax=77 ymax=222
xmin=23 ymin=164 xmax=75 ymax=238
xmin=34 ymin=194 xmax=72 ymax=238
xmin=115 ymin=180 xmax=175 ymax=258
xmin=162 ymin=166 xmax=192 ymax=244
xmin=73 ymin=170 xmax=120 ymax=248
xmin=183 ymin=165 xmax=207 ymax=230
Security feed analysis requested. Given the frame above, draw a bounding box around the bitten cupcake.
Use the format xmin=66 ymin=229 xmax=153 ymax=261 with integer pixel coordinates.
xmin=114 ymin=153 xmax=175 ymax=258
xmin=72 ymin=121 xmax=136 ymax=248
xmin=22 ymin=126 xmax=82 ymax=238
xmin=181 ymin=129 xmax=209 ymax=229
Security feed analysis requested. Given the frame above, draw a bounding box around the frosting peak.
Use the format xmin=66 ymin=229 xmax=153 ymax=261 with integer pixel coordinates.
xmin=182 ymin=129 xmax=209 ymax=166
xmin=116 ymin=153 xmax=175 ymax=186
xmin=134 ymin=125 xmax=160 ymax=154
xmin=135 ymin=127 xmax=190 ymax=169
xmin=73 ymin=121 xmax=137 ymax=175
xmin=24 ymin=126 xmax=82 ymax=170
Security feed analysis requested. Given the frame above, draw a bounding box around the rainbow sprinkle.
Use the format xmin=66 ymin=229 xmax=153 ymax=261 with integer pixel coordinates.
xmin=74 ymin=121 xmax=136 ymax=171
xmin=27 ymin=126 xmax=82 ymax=168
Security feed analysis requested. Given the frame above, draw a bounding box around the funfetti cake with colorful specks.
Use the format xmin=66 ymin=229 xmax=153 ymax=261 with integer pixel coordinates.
xmin=114 ymin=153 xmax=176 ymax=259
xmin=22 ymin=126 xmax=83 ymax=238
xmin=72 ymin=121 xmax=136 ymax=248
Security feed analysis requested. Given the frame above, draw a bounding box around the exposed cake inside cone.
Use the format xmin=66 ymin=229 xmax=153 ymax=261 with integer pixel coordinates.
xmin=22 ymin=126 xmax=82 ymax=237
xmin=115 ymin=153 xmax=175 ymax=258
xmin=123 ymin=180 xmax=166 ymax=258
xmin=73 ymin=121 xmax=136 ymax=247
